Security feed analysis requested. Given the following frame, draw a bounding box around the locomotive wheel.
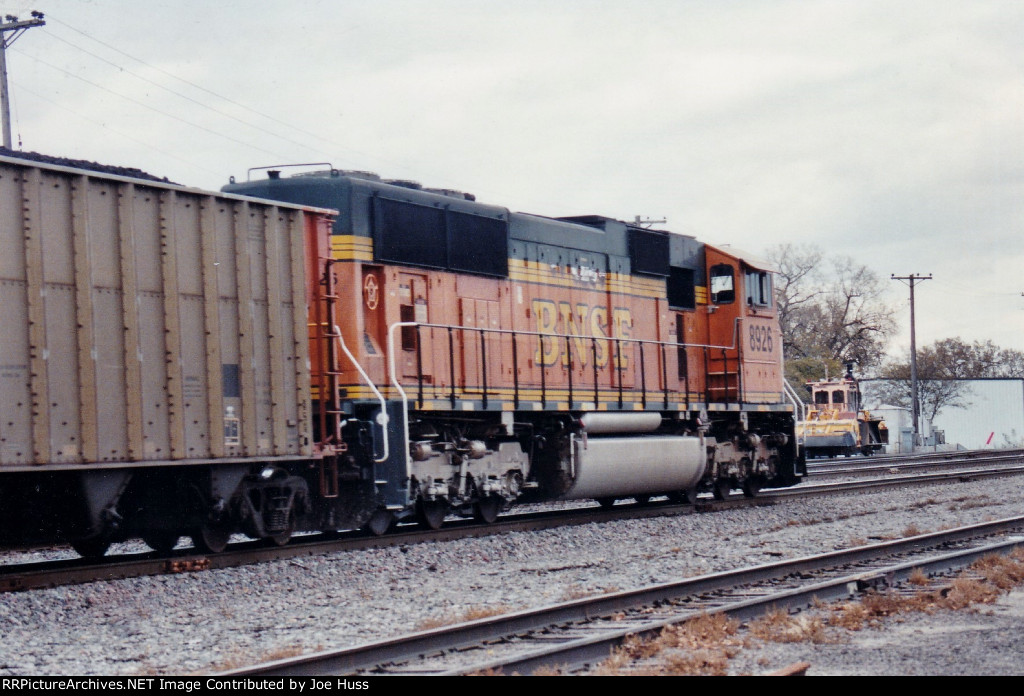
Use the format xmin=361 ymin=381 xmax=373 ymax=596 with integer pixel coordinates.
xmin=742 ymin=477 xmax=763 ymax=498
xmin=142 ymin=531 xmax=180 ymax=555
xmin=364 ymin=509 xmax=395 ymax=536
xmin=191 ymin=522 xmax=232 ymax=554
xmin=667 ymin=489 xmax=698 ymax=505
xmin=71 ymin=536 xmax=111 ymax=559
xmin=267 ymin=515 xmax=295 ymax=547
xmin=712 ymin=479 xmax=731 ymax=501
xmin=417 ymin=499 xmax=448 ymax=530
xmin=473 ymin=496 xmax=502 ymax=524
xmin=596 ymin=497 xmax=617 ymax=510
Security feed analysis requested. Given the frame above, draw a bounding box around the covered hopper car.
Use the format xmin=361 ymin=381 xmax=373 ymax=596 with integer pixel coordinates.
xmin=0 ymin=154 xmax=803 ymax=555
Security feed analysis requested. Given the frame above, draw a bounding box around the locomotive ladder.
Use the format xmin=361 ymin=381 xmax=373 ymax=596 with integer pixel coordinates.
xmin=313 ymin=259 xmax=343 ymax=498
xmin=317 ymin=259 xmax=389 ymax=474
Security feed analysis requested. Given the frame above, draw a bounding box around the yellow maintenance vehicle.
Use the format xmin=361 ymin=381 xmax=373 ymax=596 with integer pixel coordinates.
xmin=796 ymin=365 xmax=888 ymax=458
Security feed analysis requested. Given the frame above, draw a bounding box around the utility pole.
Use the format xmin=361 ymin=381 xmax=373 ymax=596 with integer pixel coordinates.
xmin=0 ymin=11 xmax=45 ymax=150
xmin=891 ymin=273 xmax=932 ymax=445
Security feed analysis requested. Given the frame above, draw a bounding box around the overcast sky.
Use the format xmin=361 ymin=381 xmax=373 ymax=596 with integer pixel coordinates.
xmin=2 ymin=0 xmax=1022 ymax=362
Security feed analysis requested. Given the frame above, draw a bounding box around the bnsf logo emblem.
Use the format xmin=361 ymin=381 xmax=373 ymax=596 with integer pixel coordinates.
xmin=531 ymin=299 xmax=632 ymax=369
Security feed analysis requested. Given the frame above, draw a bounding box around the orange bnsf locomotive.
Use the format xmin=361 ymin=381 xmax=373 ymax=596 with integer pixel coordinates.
xmin=0 ymin=152 xmax=801 ymax=556
xmin=222 ymin=167 xmax=803 ymax=535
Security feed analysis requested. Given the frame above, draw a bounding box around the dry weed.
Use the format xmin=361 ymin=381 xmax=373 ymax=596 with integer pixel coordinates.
xmin=907 ymin=568 xmax=931 ymax=586
xmin=940 ymin=576 xmax=1001 ymax=610
xmin=207 ymin=644 xmax=313 ymax=673
xmin=948 ymin=498 xmax=992 ymax=511
xmin=829 ymin=601 xmax=871 ymax=631
xmin=560 ymin=584 xmax=593 ymax=601
xmin=657 ymin=649 xmax=732 ymax=676
xmin=749 ymin=608 xmax=833 ymax=644
xmin=532 ymin=664 xmax=565 ymax=676
xmin=596 ymin=613 xmax=743 ymax=676
xmin=415 ymin=604 xmax=511 ymax=631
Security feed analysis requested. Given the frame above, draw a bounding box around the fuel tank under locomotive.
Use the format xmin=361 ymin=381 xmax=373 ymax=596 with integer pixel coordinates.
xmin=531 ymin=411 xmax=794 ymax=503
xmin=569 ymin=412 xmax=704 ymax=500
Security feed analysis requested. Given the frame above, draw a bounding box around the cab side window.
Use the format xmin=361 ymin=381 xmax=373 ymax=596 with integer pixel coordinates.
xmin=745 ymin=269 xmax=773 ymax=307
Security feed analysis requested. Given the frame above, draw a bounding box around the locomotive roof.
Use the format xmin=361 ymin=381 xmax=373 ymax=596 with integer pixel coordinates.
xmin=221 ymin=168 xmax=710 ymax=264
xmin=708 ymin=244 xmax=776 ymax=273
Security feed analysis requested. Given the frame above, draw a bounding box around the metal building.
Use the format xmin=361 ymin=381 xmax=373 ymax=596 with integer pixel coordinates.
xmin=862 ymin=379 xmax=1024 ymax=451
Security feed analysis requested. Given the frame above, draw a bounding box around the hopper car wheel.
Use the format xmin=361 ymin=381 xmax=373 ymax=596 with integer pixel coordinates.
xmin=364 ymin=509 xmax=395 ymax=536
xmin=742 ymin=477 xmax=763 ymax=498
xmin=668 ymin=489 xmax=698 ymax=505
xmin=634 ymin=495 xmax=652 ymax=506
xmin=712 ymin=479 xmax=732 ymax=501
xmin=191 ymin=522 xmax=231 ymax=554
xmin=597 ymin=497 xmax=617 ymax=510
xmin=418 ymin=499 xmax=448 ymax=530
xmin=71 ymin=536 xmax=111 ymax=559
xmin=142 ymin=532 xmax=180 ymax=555
xmin=473 ymin=496 xmax=502 ymax=525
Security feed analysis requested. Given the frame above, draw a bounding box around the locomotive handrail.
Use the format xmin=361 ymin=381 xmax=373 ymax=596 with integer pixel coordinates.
xmin=391 ymin=321 xmax=740 ymax=351
xmin=385 ymin=319 xmax=748 ymax=415
xmin=333 ymin=325 xmax=389 ymax=464
xmin=387 ymin=322 xmax=419 ymax=483
xmin=783 ymin=378 xmax=807 ymax=421
xmin=244 ymin=163 xmax=337 ymax=181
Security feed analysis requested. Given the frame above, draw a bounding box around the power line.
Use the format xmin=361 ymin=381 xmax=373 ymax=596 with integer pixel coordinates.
xmin=46 ymin=14 xmax=368 ymax=159
xmin=38 ymin=28 xmax=327 ymax=158
xmin=11 ymin=79 xmax=225 ymax=178
xmin=22 ymin=49 xmax=297 ymax=162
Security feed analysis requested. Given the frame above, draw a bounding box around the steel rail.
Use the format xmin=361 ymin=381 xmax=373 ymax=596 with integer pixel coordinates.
xmin=449 ymin=535 xmax=1024 ymax=676
xmin=4 ymin=459 xmax=1024 ymax=593
xmin=807 ymin=451 xmax=1024 ymax=477
xmin=221 ymin=515 xmax=1024 ymax=676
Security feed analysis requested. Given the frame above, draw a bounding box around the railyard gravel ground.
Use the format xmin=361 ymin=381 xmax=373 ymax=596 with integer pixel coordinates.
xmin=2 ymin=476 xmax=1024 ymax=676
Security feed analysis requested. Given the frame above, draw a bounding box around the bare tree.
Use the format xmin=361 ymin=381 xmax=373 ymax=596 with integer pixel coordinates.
xmin=768 ymin=243 xmax=897 ymax=389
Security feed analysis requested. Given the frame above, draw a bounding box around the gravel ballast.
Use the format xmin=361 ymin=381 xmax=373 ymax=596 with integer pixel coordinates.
xmin=1 ymin=477 xmax=1023 ymax=676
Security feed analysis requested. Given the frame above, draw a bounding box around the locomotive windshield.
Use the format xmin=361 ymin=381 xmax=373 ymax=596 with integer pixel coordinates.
xmin=710 ymin=264 xmax=735 ymax=303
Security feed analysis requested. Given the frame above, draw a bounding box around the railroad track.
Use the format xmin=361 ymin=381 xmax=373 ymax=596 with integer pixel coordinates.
xmin=807 ymin=449 xmax=1024 ymax=479
xmin=4 ymin=452 xmax=1023 ymax=594
xmin=221 ymin=515 xmax=1024 ymax=676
